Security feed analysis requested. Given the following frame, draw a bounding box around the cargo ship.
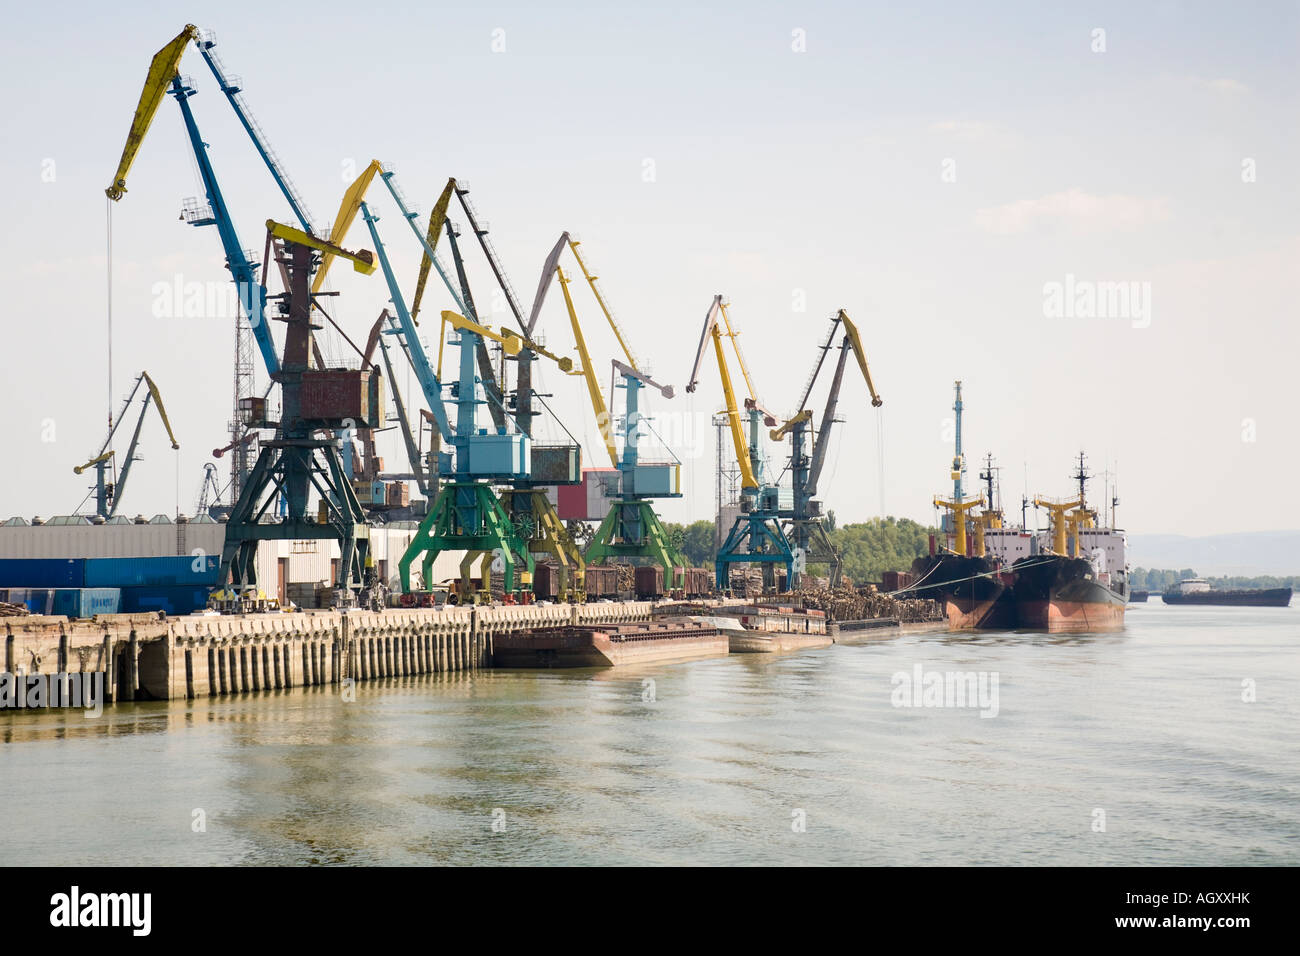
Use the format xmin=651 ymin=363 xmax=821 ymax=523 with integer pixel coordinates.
xmin=1161 ymin=579 xmax=1292 ymax=607
xmin=911 ymin=449 xmax=1016 ymax=630
xmin=1129 ymin=589 xmax=1149 ymax=603
xmin=1011 ymin=455 xmax=1128 ymax=633
xmin=911 ymin=552 xmax=1015 ymax=629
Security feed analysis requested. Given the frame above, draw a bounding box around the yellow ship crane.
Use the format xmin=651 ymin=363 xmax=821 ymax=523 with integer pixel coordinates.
xmin=934 ymin=494 xmax=985 ymax=557
xmin=973 ymin=510 xmax=1003 ymax=558
xmin=1033 ymin=496 xmax=1085 ymax=556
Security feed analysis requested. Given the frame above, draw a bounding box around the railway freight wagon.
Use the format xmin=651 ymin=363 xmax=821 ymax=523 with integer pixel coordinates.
xmin=529 ymin=563 xmax=716 ymax=601
xmin=681 ymin=567 xmax=714 ymax=598
xmin=584 ymin=565 xmax=622 ymax=600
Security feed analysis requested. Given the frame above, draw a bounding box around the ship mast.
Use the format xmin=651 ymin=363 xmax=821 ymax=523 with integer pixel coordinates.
xmin=1073 ymin=451 xmax=1090 ymax=509
xmin=951 ymin=381 xmax=965 ymax=501
xmin=979 ymin=453 xmax=1000 ymax=515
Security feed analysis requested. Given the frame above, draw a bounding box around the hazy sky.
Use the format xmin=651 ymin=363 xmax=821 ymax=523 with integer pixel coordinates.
xmin=2 ymin=1 xmax=1296 ymax=536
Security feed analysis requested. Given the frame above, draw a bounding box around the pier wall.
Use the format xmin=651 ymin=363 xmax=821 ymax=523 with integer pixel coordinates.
xmin=2 ymin=602 xmax=655 ymax=709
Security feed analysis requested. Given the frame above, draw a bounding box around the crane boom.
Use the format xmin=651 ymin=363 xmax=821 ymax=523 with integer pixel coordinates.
xmin=265 ymin=220 xmax=375 ymax=274
xmin=798 ymin=309 xmax=883 ymax=498
xmin=377 ymin=332 xmax=430 ymax=496
xmin=805 ymin=343 xmax=850 ymax=498
xmin=173 ymin=76 xmax=280 ymax=376
xmin=839 ymin=310 xmax=882 ymax=407
xmin=312 ymin=159 xmax=383 ymax=296
xmin=717 ymin=299 xmax=760 ymax=406
xmin=193 ymin=32 xmax=314 ymax=233
xmin=557 ymin=266 xmax=618 ymax=467
xmin=687 ymin=295 xmax=759 ymax=491
xmin=567 ymin=238 xmax=637 ymax=369
xmin=141 ymin=371 xmax=181 ymax=450
xmin=105 ymin=25 xmax=198 ymax=200
xmin=360 ymin=203 xmax=453 ymax=444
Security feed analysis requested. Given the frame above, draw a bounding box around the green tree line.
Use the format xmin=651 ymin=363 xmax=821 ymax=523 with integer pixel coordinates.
xmin=662 ymin=515 xmax=936 ymax=584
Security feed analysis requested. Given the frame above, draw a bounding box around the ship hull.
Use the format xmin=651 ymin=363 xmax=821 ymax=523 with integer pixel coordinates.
xmin=1012 ymin=555 xmax=1127 ymax=633
xmin=1161 ymin=587 xmax=1292 ymax=607
xmin=912 ymin=554 xmax=1013 ymax=630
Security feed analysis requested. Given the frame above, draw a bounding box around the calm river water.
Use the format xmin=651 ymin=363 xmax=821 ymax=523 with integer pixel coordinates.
xmin=2 ymin=604 xmax=1297 ymax=865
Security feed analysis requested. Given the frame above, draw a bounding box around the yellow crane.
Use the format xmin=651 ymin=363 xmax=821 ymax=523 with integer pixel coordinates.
xmin=105 ymin=25 xmax=198 ymax=200
xmin=686 ymin=294 xmax=775 ymax=494
xmin=523 ymin=231 xmax=645 ymax=468
xmin=933 ymin=494 xmax=985 ymax=557
xmin=1033 ymin=496 xmax=1085 ymax=556
xmin=524 ymin=232 xmax=688 ymax=584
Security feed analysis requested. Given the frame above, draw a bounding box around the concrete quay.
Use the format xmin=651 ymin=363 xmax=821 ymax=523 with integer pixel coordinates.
xmin=1 ymin=602 xmax=654 ymax=708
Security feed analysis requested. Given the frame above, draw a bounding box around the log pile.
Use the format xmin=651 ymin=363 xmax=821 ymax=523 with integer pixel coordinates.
xmin=0 ymin=601 xmax=29 ymax=617
xmin=612 ymin=563 xmax=636 ymax=593
xmin=792 ymin=585 xmax=943 ymax=623
xmin=727 ymin=566 xmax=765 ymax=598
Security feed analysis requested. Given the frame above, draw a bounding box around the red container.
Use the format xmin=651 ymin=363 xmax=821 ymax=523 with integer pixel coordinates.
xmin=299 ymin=369 xmax=384 ymax=427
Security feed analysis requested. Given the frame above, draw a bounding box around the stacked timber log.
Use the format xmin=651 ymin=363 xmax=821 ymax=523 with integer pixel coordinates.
xmin=727 ymin=566 xmax=765 ymax=598
xmin=612 ymin=563 xmax=636 ymax=593
xmin=0 ymin=601 xmax=29 ymax=617
xmin=793 ymin=585 xmax=944 ymax=623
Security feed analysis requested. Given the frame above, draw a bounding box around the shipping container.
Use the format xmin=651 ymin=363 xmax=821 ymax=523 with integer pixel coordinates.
xmin=531 ymin=444 xmax=582 ymax=484
xmin=51 ymin=588 xmax=121 ymax=618
xmin=299 ymin=369 xmax=384 ymax=427
xmin=626 ymin=463 xmax=680 ymax=497
xmin=462 ymin=434 xmax=529 ymax=479
xmin=119 ymin=585 xmax=212 ymax=615
xmin=555 ymin=483 xmax=587 ymax=520
xmin=24 ymin=589 xmax=56 ymax=614
xmin=84 ymin=555 xmax=221 ymax=588
xmin=0 ymin=558 xmax=86 ymax=588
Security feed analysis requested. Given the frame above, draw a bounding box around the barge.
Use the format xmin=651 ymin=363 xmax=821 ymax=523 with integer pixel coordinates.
xmin=491 ymin=620 xmax=727 ymax=668
xmin=708 ymin=605 xmax=833 ymax=653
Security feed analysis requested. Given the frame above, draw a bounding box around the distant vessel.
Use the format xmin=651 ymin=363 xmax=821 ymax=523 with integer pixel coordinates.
xmin=1010 ymin=454 xmax=1128 ymax=633
xmin=1161 ymin=579 xmax=1292 ymax=607
xmin=1129 ymin=589 xmax=1149 ymax=603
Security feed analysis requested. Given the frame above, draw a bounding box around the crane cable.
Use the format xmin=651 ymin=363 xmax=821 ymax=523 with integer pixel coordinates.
xmin=876 ymin=406 xmax=886 ymax=515
xmin=106 ymin=197 xmax=113 ymax=438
